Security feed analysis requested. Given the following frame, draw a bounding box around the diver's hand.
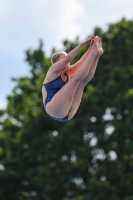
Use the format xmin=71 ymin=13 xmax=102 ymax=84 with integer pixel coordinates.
xmin=81 ymin=35 xmax=95 ymax=46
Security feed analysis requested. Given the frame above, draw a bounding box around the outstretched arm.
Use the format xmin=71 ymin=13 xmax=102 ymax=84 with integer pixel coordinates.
xmin=50 ymin=35 xmax=95 ymax=73
xmin=69 ymin=36 xmax=95 ymax=76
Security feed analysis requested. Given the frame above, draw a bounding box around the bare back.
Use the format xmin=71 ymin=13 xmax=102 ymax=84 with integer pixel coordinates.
xmin=42 ymin=66 xmax=71 ymax=104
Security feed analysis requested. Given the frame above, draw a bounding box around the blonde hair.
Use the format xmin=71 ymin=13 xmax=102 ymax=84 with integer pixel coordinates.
xmin=51 ymin=51 xmax=67 ymax=64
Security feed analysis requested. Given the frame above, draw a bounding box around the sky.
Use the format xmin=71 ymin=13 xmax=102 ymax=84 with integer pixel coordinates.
xmin=0 ymin=0 xmax=133 ymax=109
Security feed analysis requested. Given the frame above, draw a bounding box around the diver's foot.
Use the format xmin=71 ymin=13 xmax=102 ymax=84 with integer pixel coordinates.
xmin=91 ymin=36 xmax=103 ymax=57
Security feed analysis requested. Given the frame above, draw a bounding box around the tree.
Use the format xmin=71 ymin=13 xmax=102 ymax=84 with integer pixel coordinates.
xmin=0 ymin=18 xmax=133 ymax=200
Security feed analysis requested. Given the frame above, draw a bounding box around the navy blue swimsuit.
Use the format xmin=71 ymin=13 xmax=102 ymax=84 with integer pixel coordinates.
xmin=43 ymin=75 xmax=68 ymax=122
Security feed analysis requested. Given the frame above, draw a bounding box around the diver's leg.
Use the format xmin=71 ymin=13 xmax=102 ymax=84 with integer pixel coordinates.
xmin=68 ymin=57 xmax=99 ymax=120
xmin=46 ymin=38 xmax=102 ymax=118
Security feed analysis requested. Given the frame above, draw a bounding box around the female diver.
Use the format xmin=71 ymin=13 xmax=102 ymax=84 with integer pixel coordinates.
xmin=42 ymin=35 xmax=103 ymax=122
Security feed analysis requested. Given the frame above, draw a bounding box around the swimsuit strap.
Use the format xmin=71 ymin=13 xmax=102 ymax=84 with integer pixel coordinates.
xmin=64 ymin=73 xmax=69 ymax=82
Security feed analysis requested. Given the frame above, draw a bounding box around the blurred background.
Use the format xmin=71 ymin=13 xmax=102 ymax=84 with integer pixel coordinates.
xmin=0 ymin=0 xmax=133 ymax=200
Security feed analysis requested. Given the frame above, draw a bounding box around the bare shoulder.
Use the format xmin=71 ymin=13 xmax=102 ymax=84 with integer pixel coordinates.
xmin=43 ymin=67 xmax=60 ymax=84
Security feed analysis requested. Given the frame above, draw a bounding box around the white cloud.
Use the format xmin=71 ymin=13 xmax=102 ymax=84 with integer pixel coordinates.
xmin=0 ymin=0 xmax=84 ymax=57
xmin=0 ymin=0 xmax=133 ymax=57
xmin=50 ymin=0 xmax=84 ymax=49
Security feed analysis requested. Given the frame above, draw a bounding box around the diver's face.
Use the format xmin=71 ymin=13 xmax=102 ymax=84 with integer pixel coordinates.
xmin=58 ymin=53 xmax=67 ymax=61
xmin=55 ymin=53 xmax=70 ymax=68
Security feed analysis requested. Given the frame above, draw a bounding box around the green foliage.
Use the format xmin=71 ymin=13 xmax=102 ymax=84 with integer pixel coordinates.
xmin=0 ymin=18 xmax=133 ymax=200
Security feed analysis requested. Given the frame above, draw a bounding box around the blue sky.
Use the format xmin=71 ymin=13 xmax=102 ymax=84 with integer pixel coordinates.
xmin=0 ymin=0 xmax=133 ymax=109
